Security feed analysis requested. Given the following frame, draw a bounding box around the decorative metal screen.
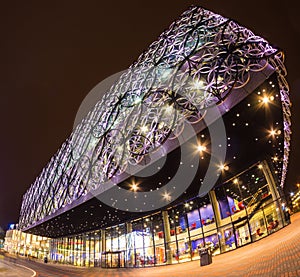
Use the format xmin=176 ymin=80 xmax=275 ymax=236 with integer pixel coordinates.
xmin=19 ymin=6 xmax=291 ymax=230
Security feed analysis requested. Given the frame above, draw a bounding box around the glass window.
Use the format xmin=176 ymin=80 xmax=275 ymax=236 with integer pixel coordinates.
xmin=132 ymin=219 xmax=144 ymax=267
xmin=199 ymin=195 xmax=215 ymax=227
xmin=151 ymin=213 xmax=165 ymax=265
xmin=187 ymin=208 xmax=201 ymax=230
xmin=143 ymin=246 xmax=155 ymax=266
xmin=155 ymin=244 xmax=165 ymax=265
xmin=105 ymin=229 xmax=112 ymax=252
xmin=249 ymin=208 xmax=267 ymax=242
xmin=117 ymin=224 xmax=126 ymax=251
xmin=142 ymin=217 xmax=154 ymax=247
xmin=204 ymin=233 xmax=219 ymax=255
xmin=125 ymin=222 xmax=134 ymax=267
xmin=111 ymin=226 xmax=119 ymax=251
xmin=169 ymin=204 xmax=189 ymax=240
xmin=89 ymin=234 xmax=95 ymax=266
xmin=176 ymin=238 xmax=191 ymax=262
xmin=152 ymin=213 xmax=164 ymax=244
xmin=215 ymin=186 xmax=231 ymax=220
xmin=263 ymin=200 xmax=283 ymax=233
xmin=74 ymin=236 xmax=83 ymax=266
xmin=190 ymin=235 xmax=203 ymax=260
xmin=94 ymin=232 xmax=100 ymax=267
xmin=218 ymin=224 xmax=236 ymax=253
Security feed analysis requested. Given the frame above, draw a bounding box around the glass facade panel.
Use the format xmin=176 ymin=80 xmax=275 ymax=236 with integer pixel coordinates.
xmin=215 ymin=186 xmax=231 ymax=220
xmin=111 ymin=227 xmax=119 ymax=251
xmin=249 ymin=209 xmax=267 ymax=242
xmin=74 ymin=236 xmax=82 ymax=266
xmin=152 ymin=213 xmax=165 ymax=265
xmin=89 ymin=234 xmax=95 ymax=266
xmin=144 ymin=246 xmax=155 ymax=266
xmin=105 ymin=229 xmax=112 ymax=252
xmin=199 ymin=195 xmax=216 ymax=228
xmin=132 ymin=219 xmax=144 ymax=267
xmin=65 ymin=237 xmax=71 ymax=264
xmin=155 ymin=244 xmax=165 ymax=265
xmin=264 ymin=200 xmax=283 ymax=234
xmin=175 ymin=239 xmax=190 ymax=262
xmin=117 ymin=224 xmax=126 ymax=249
xmin=82 ymin=235 xmax=87 ymax=266
xmin=204 ymin=231 xmax=219 ymax=255
xmin=94 ymin=232 xmax=100 ymax=267
xmin=218 ymin=224 xmax=236 ymax=252
xmin=190 ymin=235 xmax=203 ymax=260
xmin=125 ymin=223 xmax=134 ymax=267
xmin=187 ymin=208 xmax=201 ymax=231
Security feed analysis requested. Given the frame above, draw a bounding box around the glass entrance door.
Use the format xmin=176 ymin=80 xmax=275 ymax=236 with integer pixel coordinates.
xmin=101 ymin=251 xmax=125 ymax=268
xmin=233 ymin=217 xmax=251 ymax=247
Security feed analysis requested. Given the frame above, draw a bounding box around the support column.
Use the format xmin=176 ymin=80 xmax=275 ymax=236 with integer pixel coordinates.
xmin=126 ymin=222 xmax=132 ymax=233
xmin=24 ymin=232 xmax=28 ymax=257
xmin=101 ymin=229 xmax=106 ymax=253
xmin=260 ymin=160 xmax=284 ymax=223
xmin=82 ymin=236 xmax=86 ymax=267
xmin=208 ymin=190 xmax=226 ymax=252
xmin=261 ymin=160 xmax=280 ymax=199
xmin=126 ymin=222 xmax=134 ymax=267
xmin=162 ymin=210 xmax=172 ymax=264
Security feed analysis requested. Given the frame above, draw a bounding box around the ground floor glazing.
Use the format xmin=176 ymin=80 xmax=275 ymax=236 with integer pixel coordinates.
xmin=49 ymin=162 xmax=290 ymax=267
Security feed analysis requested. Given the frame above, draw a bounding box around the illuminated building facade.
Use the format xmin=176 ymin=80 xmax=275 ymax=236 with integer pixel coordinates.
xmin=4 ymin=225 xmax=50 ymax=259
xmin=291 ymin=185 xmax=300 ymax=212
xmin=18 ymin=6 xmax=291 ymax=267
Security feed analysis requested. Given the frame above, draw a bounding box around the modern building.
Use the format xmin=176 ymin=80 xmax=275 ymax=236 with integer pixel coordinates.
xmin=4 ymin=224 xmax=50 ymax=259
xmin=291 ymin=184 xmax=300 ymax=213
xmin=18 ymin=6 xmax=291 ymax=268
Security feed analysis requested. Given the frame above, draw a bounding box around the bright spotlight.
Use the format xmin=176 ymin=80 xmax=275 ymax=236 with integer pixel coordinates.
xmin=197 ymin=145 xmax=207 ymax=152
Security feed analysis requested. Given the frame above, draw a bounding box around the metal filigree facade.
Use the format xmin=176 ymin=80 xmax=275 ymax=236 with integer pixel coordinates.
xmin=19 ymin=6 xmax=291 ymax=230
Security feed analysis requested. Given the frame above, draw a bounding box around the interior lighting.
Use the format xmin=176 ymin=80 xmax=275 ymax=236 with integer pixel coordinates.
xmin=219 ymin=163 xmax=229 ymax=171
xmin=261 ymin=95 xmax=274 ymax=105
xmin=162 ymin=192 xmax=171 ymax=201
xmin=197 ymin=144 xmax=207 ymax=152
xmin=262 ymin=96 xmax=270 ymax=104
xmin=131 ymin=183 xmax=138 ymax=192
xmin=269 ymin=129 xmax=277 ymax=136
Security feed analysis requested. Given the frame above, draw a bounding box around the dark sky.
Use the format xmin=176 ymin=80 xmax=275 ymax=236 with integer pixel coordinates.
xmin=0 ymin=1 xmax=299 ymax=231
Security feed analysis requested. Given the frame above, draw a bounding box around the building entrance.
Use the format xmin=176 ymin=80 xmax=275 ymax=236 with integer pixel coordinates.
xmin=101 ymin=250 xmax=125 ymax=268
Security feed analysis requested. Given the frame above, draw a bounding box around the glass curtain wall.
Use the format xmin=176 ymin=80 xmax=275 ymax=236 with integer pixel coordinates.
xmin=49 ymin=163 xmax=289 ymax=267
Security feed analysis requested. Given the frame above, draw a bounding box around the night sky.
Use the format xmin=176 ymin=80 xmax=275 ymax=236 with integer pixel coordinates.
xmin=0 ymin=1 xmax=299 ymax=231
